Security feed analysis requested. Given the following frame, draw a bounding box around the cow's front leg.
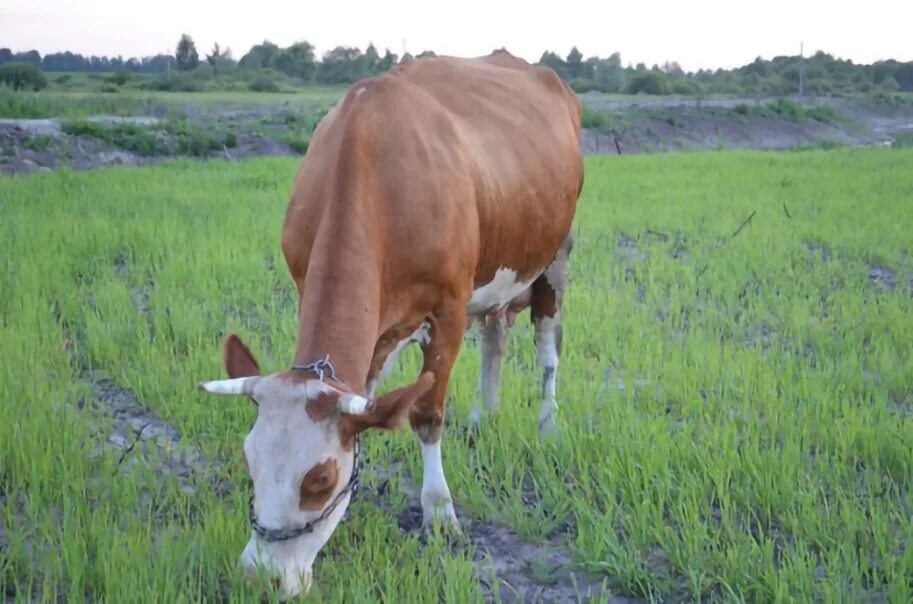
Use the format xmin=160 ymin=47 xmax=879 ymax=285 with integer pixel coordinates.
xmin=409 ymin=303 xmax=467 ymax=531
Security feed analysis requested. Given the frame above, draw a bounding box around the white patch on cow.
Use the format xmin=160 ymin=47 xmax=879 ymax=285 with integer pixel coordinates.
xmin=353 ymin=86 xmax=367 ymax=98
xmin=230 ymin=375 xmax=356 ymax=598
xmin=534 ymin=315 xmax=560 ymax=435
xmin=420 ymin=440 xmax=459 ymax=528
xmin=367 ymin=322 xmax=431 ymax=397
xmin=467 ymin=267 xmax=540 ymax=316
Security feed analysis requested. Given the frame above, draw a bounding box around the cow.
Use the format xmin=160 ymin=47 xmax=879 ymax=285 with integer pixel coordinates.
xmin=197 ymin=49 xmax=584 ymax=599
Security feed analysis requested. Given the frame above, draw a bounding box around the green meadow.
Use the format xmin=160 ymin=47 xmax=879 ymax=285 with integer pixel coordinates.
xmin=1 ymin=149 xmax=912 ymax=602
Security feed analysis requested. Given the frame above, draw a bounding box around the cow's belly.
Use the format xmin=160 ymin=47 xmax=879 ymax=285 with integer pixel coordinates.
xmin=466 ymin=267 xmax=542 ymax=317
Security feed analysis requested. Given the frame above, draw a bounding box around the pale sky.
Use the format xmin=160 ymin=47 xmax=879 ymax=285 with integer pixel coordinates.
xmin=2 ymin=0 xmax=912 ymax=71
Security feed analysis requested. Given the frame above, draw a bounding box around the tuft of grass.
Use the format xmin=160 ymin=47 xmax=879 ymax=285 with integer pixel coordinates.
xmin=60 ymin=118 xmax=238 ymax=157
xmin=892 ymin=131 xmax=913 ymax=148
xmin=1 ymin=148 xmax=912 ymax=602
xmin=581 ymin=106 xmax=614 ymax=130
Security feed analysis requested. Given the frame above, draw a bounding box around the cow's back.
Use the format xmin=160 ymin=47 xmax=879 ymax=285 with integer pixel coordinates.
xmin=283 ymin=51 xmax=583 ymax=320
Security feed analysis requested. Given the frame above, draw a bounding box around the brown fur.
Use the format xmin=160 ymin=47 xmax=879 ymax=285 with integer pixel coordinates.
xmin=275 ymin=51 xmax=581 ymax=446
xmin=299 ymin=459 xmax=338 ymax=511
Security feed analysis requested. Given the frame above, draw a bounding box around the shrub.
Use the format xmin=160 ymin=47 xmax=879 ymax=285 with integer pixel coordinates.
xmin=892 ymin=132 xmax=913 ymax=149
xmin=280 ymin=133 xmax=311 ymax=154
xmin=141 ymin=72 xmax=206 ymax=92
xmin=581 ymin=106 xmax=611 ymax=129
xmin=249 ymin=73 xmax=280 ymax=92
xmin=24 ymin=134 xmax=54 ymax=152
xmin=54 ymin=74 xmax=72 ymax=85
xmin=806 ymin=105 xmax=842 ymax=124
xmin=625 ymin=71 xmax=669 ymax=95
xmin=766 ymin=98 xmax=805 ymax=121
xmin=105 ymin=71 xmax=131 ymax=87
xmin=0 ymin=63 xmax=48 ymax=91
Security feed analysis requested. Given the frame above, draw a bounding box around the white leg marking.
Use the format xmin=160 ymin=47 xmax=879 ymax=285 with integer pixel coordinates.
xmin=420 ymin=440 xmax=459 ymax=528
xmin=535 ymin=315 xmax=560 ymax=436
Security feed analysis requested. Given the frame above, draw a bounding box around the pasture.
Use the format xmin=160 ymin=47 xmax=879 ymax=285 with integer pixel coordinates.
xmin=2 ymin=148 xmax=912 ymax=602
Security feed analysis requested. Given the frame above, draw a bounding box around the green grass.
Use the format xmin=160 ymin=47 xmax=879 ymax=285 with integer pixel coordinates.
xmin=2 ymin=149 xmax=912 ymax=602
xmin=0 ymin=85 xmax=345 ymax=119
xmin=892 ymin=131 xmax=913 ymax=149
xmin=60 ymin=118 xmax=238 ymax=157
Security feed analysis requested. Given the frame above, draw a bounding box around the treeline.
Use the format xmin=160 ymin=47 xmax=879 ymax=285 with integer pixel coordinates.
xmin=2 ymin=36 xmax=912 ymax=96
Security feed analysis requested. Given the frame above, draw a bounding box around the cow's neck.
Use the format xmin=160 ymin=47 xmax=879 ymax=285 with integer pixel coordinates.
xmin=291 ymin=215 xmax=382 ymax=393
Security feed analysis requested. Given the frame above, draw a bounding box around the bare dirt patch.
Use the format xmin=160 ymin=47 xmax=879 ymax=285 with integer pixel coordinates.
xmin=82 ymin=370 xmax=231 ymax=498
xmin=370 ymin=460 xmax=641 ymax=603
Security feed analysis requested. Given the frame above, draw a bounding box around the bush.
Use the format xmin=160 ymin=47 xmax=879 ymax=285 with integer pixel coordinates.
xmin=766 ymin=98 xmax=805 ymax=121
xmin=100 ymin=84 xmax=120 ymax=94
xmin=892 ymin=132 xmax=913 ymax=149
xmin=54 ymin=74 xmax=72 ymax=85
xmin=61 ymin=119 xmax=161 ymax=156
xmin=805 ymin=105 xmax=842 ymax=124
xmin=105 ymin=71 xmax=131 ymax=87
xmin=24 ymin=134 xmax=54 ymax=152
xmin=141 ymin=72 xmax=207 ymax=92
xmin=581 ymin=106 xmax=612 ymax=129
xmin=670 ymin=80 xmax=702 ymax=96
xmin=249 ymin=73 xmax=280 ymax=92
xmin=0 ymin=63 xmax=48 ymax=91
xmin=61 ymin=118 xmax=239 ymax=157
xmin=280 ymin=133 xmax=311 ymax=154
xmin=625 ymin=71 xmax=669 ymax=95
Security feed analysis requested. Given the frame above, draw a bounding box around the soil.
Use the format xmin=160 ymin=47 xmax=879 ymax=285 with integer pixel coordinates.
xmin=3 ymin=95 xmax=913 ymax=177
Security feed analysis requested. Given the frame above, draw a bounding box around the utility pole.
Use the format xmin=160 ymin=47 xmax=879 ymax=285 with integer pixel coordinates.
xmin=798 ymin=41 xmax=805 ymax=97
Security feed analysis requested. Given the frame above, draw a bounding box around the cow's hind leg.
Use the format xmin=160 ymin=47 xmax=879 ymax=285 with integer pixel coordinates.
xmin=410 ymin=300 xmax=468 ymax=531
xmin=468 ymin=315 xmax=507 ymax=427
xmin=531 ymin=233 xmax=573 ymax=437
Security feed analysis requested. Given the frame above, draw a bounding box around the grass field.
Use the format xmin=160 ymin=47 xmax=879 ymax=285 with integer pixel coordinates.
xmin=0 ymin=86 xmax=347 ymax=119
xmin=2 ymin=149 xmax=912 ymax=602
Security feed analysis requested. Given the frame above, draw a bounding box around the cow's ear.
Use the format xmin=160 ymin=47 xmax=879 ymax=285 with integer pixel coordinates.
xmin=223 ymin=333 xmax=260 ymax=378
xmin=341 ymin=372 xmax=435 ymax=438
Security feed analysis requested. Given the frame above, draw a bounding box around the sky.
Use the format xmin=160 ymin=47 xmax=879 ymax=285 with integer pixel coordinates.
xmin=2 ymin=0 xmax=912 ymax=72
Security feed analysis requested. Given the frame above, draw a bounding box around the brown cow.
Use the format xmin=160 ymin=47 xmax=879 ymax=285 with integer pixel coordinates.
xmin=197 ymin=49 xmax=583 ymax=599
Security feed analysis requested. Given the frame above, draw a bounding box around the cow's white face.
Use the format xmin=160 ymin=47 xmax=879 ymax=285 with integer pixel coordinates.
xmin=198 ymin=334 xmax=434 ymax=599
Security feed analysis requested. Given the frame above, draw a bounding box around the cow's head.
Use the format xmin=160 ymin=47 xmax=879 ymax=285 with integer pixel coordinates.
xmin=198 ymin=334 xmax=433 ymax=599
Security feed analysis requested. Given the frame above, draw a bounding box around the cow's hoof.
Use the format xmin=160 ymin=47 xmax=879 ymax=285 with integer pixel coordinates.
xmin=422 ymin=501 xmax=462 ymax=535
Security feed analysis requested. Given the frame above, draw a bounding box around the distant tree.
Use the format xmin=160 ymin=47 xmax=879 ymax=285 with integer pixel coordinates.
xmin=239 ymin=41 xmax=281 ymax=70
xmin=276 ymin=41 xmax=316 ymax=81
xmin=878 ymin=76 xmax=901 ymax=92
xmin=318 ymin=46 xmax=368 ymax=83
xmin=416 ymin=50 xmax=437 ymax=59
xmin=566 ymin=47 xmax=584 ymax=79
xmin=176 ymin=34 xmax=199 ymax=71
xmin=626 ymin=71 xmax=669 ymax=95
xmin=377 ymin=49 xmax=398 ymax=72
xmin=365 ymin=43 xmax=380 ymax=73
xmin=0 ymin=62 xmax=47 ymax=90
xmin=205 ymin=43 xmax=223 ymax=73
xmin=538 ymin=51 xmax=568 ymax=79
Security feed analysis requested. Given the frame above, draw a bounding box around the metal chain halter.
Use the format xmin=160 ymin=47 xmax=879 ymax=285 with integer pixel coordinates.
xmin=246 ymin=354 xmax=362 ymax=543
